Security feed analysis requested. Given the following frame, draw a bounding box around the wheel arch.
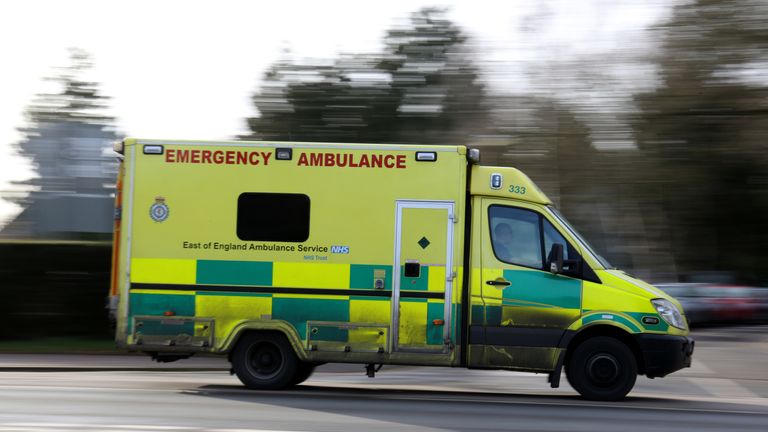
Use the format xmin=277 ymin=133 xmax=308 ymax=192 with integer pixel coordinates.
xmin=220 ymin=320 xmax=308 ymax=361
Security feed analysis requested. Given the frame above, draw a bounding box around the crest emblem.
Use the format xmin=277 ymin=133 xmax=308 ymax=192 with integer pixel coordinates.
xmin=149 ymin=196 xmax=169 ymax=222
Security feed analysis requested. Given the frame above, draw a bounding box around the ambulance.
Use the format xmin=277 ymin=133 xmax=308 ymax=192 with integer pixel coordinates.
xmin=110 ymin=138 xmax=694 ymax=401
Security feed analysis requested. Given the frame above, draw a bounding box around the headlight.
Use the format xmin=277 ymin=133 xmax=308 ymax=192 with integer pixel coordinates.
xmin=651 ymin=298 xmax=687 ymax=330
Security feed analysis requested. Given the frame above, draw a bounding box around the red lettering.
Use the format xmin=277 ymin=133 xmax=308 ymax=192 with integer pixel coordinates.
xmin=225 ymin=151 xmax=235 ymax=164
xmin=249 ymin=152 xmax=259 ymax=165
xmin=165 ymin=149 xmax=175 ymax=163
xmin=310 ymin=153 xmax=322 ymax=166
xmin=177 ymin=150 xmax=189 ymax=163
xmin=384 ymin=154 xmax=395 ymax=168
xmin=324 ymin=153 xmax=335 ymax=167
xmin=298 ymin=153 xmax=308 ymax=166
xmin=349 ymin=154 xmax=359 ymax=167
xmin=213 ymin=151 xmax=224 ymax=164
xmin=336 ymin=154 xmax=348 ymax=167
xmin=371 ymin=154 xmax=382 ymax=168
xmin=359 ymin=154 xmax=370 ymax=168
xmin=190 ymin=150 xmax=200 ymax=163
xmin=396 ymin=154 xmax=406 ymax=169
xmin=237 ymin=151 xmax=248 ymax=165
xmin=201 ymin=150 xmax=212 ymax=164
xmin=261 ymin=151 xmax=271 ymax=166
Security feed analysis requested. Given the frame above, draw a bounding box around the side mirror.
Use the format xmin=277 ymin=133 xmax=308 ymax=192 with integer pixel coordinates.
xmin=547 ymin=243 xmax=564 ymax=274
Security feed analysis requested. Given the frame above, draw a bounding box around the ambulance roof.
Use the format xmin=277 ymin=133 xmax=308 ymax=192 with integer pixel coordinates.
xmin=469 ymin=165 xmax=552 ymax=205
xmin=121 ymin=138 xmax=467 ymax=155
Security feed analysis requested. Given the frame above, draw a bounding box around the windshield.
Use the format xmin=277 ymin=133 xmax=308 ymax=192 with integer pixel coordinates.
xmin=547 ymin=207 xmax=613 ymax=269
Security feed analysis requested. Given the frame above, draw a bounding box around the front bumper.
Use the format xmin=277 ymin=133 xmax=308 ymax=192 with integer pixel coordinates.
xmin=634 ymin=334 xmax=694 ymax=378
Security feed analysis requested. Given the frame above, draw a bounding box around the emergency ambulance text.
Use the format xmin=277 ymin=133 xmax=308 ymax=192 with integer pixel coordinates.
xmin=297 ymin=152 xmax=405 ymax=169
xmin=165 ymin=149 xmax=272 ymax=166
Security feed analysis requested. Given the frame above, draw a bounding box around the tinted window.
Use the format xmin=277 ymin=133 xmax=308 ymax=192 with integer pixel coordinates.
xmin=237 ymin=193 xmax=310 ymax=242
xmin=489 ymin=206 xmax=543 ymax=269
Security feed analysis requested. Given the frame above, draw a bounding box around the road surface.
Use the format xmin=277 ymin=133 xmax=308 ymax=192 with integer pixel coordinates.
xmin=0 ymin=326 xmax=766 ymax=431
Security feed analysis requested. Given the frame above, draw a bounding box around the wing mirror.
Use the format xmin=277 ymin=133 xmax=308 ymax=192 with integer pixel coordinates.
xmin=547 ymin=243 xmax=564 ymax=274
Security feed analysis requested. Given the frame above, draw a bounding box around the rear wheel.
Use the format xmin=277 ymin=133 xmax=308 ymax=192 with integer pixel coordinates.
xmin=566 ymin=336 xmax=637 ymax=401
xmin=231 ymin=333 xmax=299 ymax=390
xmin=290 ymin=361 xmax=316 ymax=386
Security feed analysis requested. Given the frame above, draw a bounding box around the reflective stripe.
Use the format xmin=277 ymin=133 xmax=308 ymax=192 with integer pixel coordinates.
xmin=130 ymin=258 xmax=196 ymax=284
xmin=272 ymin=262 xmax=350 ymax=289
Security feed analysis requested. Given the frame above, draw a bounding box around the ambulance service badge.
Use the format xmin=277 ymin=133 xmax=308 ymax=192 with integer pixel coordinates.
xmin=149 ymin=196 xmax=169 ymax=222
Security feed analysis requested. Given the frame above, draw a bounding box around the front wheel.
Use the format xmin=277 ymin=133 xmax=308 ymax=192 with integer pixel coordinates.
xmin=231 ymin=333 xmax=299 ymax=390
xmin=566 ymin=336 xmax=638 ymax=401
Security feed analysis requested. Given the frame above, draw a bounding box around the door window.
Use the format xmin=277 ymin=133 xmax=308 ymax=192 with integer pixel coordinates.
xmin=489 ymin=205 xmax=583 ymax=275
xmin=489 ymin=206 xmax=543 ymax=269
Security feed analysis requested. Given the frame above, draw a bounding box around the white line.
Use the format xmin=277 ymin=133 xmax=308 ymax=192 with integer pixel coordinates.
xmin=111 ymin=426 xmax=194 ymax=430
xmin=1 ymin=424 xmax=302 ymax=432
xmin=690 ymin=377 xmax=759 ymax=399
xmin=3 ymin=424 xmax=89 ymax=428
xmin=686 ymin=359 xmax=716 ymax=375
xmin=210 ymin=430 xmax=305 ymax=432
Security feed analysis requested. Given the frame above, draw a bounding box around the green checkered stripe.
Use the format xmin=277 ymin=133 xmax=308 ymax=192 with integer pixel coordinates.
xmin=129 ymin=260 xmax=451 ymax=346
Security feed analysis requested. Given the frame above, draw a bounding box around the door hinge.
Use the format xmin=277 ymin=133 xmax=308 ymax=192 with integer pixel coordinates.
xmin=449 ymin=213 xmax=458 ymax=224
xmin=446 ymin=271 xmax=457 ymax=281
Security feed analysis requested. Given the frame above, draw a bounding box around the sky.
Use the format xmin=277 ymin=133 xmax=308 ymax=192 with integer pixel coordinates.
xmin=0 ymin=0 xmax=672 ymax=228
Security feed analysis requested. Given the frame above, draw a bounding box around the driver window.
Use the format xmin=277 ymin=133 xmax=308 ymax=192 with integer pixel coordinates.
xmin=489 ymin=206 xmax=543 ymax=269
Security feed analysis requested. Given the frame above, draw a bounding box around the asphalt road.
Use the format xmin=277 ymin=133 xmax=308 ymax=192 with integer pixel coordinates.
xmin=1 ymin=326 xmax=767 ymax=432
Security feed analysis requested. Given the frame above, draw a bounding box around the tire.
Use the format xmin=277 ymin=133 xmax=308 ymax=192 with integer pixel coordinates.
xmin=290 ymin=361 xmax=316 ymax=386
xmin=566 ymin=336 xmax=638 ymax=401
xmin=231 ymin=332 xmax=299 ymax=390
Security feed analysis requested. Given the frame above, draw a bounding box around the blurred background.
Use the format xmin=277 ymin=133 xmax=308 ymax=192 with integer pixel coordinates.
xmin=1 ymin=0 xmax=767 ymax=349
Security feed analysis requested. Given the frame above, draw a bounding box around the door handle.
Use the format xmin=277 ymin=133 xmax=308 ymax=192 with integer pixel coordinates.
xmin=485 ymin=279 xmax=511 ymax=287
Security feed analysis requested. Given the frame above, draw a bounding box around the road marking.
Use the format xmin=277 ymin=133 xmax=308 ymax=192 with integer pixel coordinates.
xmin=0 ymin=425 xmax=304 ymax=432
xmin=690 ymin=378 xmax=759 ymax=399
xmin=111 ymin=426 xmax=193 ymax=430
xmin=210 ymin=430 xmax=303 ymax=432
xmin=687 ymin=359 xmax=716 ymax=375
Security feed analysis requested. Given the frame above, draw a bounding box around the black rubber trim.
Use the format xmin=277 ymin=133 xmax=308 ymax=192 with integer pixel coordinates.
xmin=469 ymin=325 xmax=566 ymax=348
xmin=634 ymin=334 xmax=694 ymax=378
xmin=400 ymin=291 xmax=445 ymax=299
xmin=459 ymin=162 xmax=473 ymax=367
xmin=469 ymin=325 xmax=485 ymax=345
xmin=557 ymin=329 xmax=576 ymax=348
xmin=549 ymin=349 xmax=566 ymax=388
xmin=130 ymin=283 xmax=444 ymax=299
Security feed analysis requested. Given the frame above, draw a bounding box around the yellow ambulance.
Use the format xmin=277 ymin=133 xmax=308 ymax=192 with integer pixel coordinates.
xmin=110 ymin=138 xmax=694 ymax=401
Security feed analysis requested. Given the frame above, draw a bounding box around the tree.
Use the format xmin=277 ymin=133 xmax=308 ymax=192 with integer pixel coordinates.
xmin=24 ymin=48 xmax=114 ymax=127
xmin=2 ymin=48 xmax=119 ymax=238
xmin=377 ymin=7 xmax=488 ymax=144
xmin=634 ymin=0 xmax=768 ymax=283
xmin=244 ymin=8 xmax=489 ymax=145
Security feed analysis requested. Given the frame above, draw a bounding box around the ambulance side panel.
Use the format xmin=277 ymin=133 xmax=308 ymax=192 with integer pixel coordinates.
xmin=115 ymin=140 xmax=467 ymax=366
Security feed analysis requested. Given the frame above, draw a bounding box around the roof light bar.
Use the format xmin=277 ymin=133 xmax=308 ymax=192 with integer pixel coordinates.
xmin=415 ymin=151 xmax=437 ymax=162
xmin=276 ymin=148 xmax=293 ymax=160
xmin=143 ymin=145 xmax=164 ymax=155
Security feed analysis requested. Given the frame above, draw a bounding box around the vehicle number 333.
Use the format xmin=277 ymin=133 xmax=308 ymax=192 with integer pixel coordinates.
xmin=508 ymin=185 xmax=526 ymax=194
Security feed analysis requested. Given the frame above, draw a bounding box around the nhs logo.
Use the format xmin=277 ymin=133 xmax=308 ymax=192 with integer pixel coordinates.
xmin=331 ymin=245 xmax=350 ymax=254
